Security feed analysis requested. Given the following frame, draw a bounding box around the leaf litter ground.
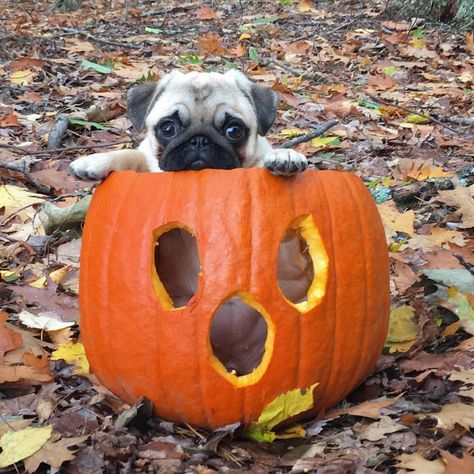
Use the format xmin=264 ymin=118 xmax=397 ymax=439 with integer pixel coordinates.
xmin=0 ymin=0 xmax=473 ymax=472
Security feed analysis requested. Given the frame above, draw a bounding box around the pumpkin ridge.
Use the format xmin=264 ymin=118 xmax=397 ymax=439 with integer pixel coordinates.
xmin=196 ymin=172 xmax=212 ymax=427
xmin=343 ymin=173 xmax=369 ymax=386
xmin=313 ymin=171 xmax=338 ymax=409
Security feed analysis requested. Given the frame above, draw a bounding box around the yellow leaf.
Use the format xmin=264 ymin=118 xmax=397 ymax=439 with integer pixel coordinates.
xmin=410 ymin=37 xmax=425 ymax=49
xmin=385 ymin=306 xmax=418 ymax=353
xmin=280 ymin=128 xmax=309 ymax=138
xmin=459 ymin=71 xmax=473 ymax=83
xmin=0 ymin=425 xmax=52 ymax=468
xmin=245 ymin=383 xmax=318 ymax=442
xmin=404 ymin=113 xmax=430 ymax=124
xmin=310 ymin=136 xmax=339 ymax=148
xmin=239 ymin=33 xmax=251 ymax=41
xmin=51 ymin=342 xmax=89 ymax=374
xmin=377 ymin=201 xmax=415 ymax=236
xmin=0 ymin=185 xmax=45 ymax=220
xmin=9 ymin=69 xmax=35 ymax=85
xmin=297 ymin=0 xmax=314 ymax=12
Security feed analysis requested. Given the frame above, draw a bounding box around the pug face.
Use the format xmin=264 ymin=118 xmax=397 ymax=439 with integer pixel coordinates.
xmin=129 ymin=70 xmax=279 ymax=171
xmin=69 ymin=70 xmax=308 ymax=181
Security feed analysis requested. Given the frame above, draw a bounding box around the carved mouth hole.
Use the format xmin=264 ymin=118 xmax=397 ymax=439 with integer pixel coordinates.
xmin=277 ymin=227 xmax=315 ymax=304
xmin=210 ymin=296 xmax=268 ymax=377
xmin=153 ymin=226 xmax=200 ymax=309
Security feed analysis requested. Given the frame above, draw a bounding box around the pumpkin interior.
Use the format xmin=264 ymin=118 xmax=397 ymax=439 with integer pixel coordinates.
xmin=277 ymin=215 xmax=329 ymax=313
xmin=152 ymin=224 xmax=200 ymax=309
xmin=210 ymin=295 xmax=268 ymax=377
xmin=209 ymin=292 xmax=275 ymax=387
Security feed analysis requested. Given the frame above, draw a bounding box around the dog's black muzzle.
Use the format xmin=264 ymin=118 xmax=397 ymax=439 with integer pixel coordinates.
xmin=159 ymin=126 xmax=241 ymax=171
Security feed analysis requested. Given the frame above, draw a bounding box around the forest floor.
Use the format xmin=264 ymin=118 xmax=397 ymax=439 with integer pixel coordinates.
xmin=0 ymin=0 xmax=473 ymax=472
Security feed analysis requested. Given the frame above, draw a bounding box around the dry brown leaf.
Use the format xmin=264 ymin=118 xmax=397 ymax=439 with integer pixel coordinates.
xmin=0 ymin=419 xmax=32 ymax=437
xmin=195 ymin=5 xmax=218 ymax=20
xmin=428 ymin=403 xmax=474 ymax=430
xmin=353 ymin=416 xmax=408 ymax=441
xmin=442 ymin=450 xmax=474 ymax=474
xmin=438 ymin=184 xmax=474 ymax=229
xmin=397 ymin=453 xmax=444 ymax=474
xmin=0 ymin=312 xmax=22 ymax=358
xmin=24 ymin=434 xmax=88 ymax=473
xmin=324 ymin=397 xmax=400 ymax=420
xmin=0 ymin=364 xmax=52 ymax=383
xmin=197 ymin=33 xmax=225 ymax=56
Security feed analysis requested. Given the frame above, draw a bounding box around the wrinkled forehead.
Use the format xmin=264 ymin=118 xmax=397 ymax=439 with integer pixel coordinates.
xmin=145 ymin=75 xmax=256 ymax=128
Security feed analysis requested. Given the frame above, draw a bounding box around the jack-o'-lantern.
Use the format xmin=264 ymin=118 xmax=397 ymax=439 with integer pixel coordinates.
xmin=80 ymin=168 xmax=389 ymax=429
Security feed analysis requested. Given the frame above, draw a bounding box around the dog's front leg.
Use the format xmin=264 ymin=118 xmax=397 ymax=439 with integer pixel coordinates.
xmin=69 ymin=149 xmax=153 ymax=180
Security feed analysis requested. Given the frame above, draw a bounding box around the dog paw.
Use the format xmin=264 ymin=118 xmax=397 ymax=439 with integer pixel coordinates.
xmin=69 ymin=153 xmax=114 ymax=181
xmin=264 ymin=149 xmax=308 ymax=176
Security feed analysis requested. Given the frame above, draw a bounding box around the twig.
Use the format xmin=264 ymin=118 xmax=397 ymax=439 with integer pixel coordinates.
xmin=280 ymin=120 xmax=339 ymax=148
xmin=269 ymin=58 xmax=325 ymax=81
xmin=0 ymin=161 xmax=51 ymax=195
xmin=447 ymin=116 xmax=474 ymax=126
xmin=61 ymin=28 xmax=141 ymax=49
xmin=366 ymin=94 xmax=459 ymax=134
xmin=0 ymin=140 xmax=132 ymax=156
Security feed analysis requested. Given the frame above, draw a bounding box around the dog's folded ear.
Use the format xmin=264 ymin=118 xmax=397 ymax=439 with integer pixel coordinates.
xmin=250 ymin=84 xmax=279 ymax=136
xmin=127 ymin=82 xmax=159 ymax=131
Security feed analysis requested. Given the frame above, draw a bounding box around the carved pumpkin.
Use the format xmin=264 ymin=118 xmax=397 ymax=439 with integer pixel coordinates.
xmin=80 ymin=169 xmax=389 ymax=429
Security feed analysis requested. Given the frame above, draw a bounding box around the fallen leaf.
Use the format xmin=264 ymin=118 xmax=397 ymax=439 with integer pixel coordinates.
xmin=325 ymin=396 xmax=400 ymax=420
xmin=442 ymin=450 xmax=474 ymax=474
xmin=0 ymin=184 xmax=45 ymax=219
xmin=428 ymin=402 xmax=474 ymax=430
xmin=449 ymin=369 xmax=474 ymax=385
xmin=378 ymin=201 xmax=415 ymax=236
xmin=397 ymin=453 xmax=444 ymax=474
xmin=245 ymin=383 xmax=318 ymax=442
xmin=195 ymin=5 xmax=218 ymax=20
xmin=51 ymin=342 xmax=89 ymax=375
xmin=197 ymin=33 xmax=225 ymax=56
xmin=385 ymin=306 xmax=418 ymax=353
xmin=438 ymin=184 xmax=474 ymax=229
xmin=353 ymin=415 xmax=408 ymax=441
xmin=0 ymin=364 xmax=53 ymax=383
xmin=24 ymin=434 xmax=88 ymax=472
xmin=0 ymin=312 xmax=22 ymax=358
xmin=9 ymin=69 xmax=36 ymax=85
xmin=18 ymin=310 xmax=75 ymax=331
xmin=0 ymin=425 xmax=52 ymax=468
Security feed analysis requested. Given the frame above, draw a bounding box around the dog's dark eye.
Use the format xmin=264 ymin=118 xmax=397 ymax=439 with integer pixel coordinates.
xmin=225 ymin=123 xmax=243 ymax=140
xmin=159 ymin=120 xmax=179 ymax=138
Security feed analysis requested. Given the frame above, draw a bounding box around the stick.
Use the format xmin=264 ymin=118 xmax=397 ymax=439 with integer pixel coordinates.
xmin=0 ymin=140 xmax=132 ymax=156
xmin=0 ymin=161 xmax=51 ymax=195
xmin=280 ymin=120 xmax=339 ymax=148
xmin=269 ymin=58 xmax=325 ymax=81
xmin=61 ymin=28 xmax=141 ymax=49
xmin=47 ymin=114 xmax=69 ymax=149
xmin=366 ymin=94 xmax=459 ymax=134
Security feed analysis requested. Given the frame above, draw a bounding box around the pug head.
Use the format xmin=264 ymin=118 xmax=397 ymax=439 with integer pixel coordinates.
xmin=127 ymin=70 xmax=279 ymax=171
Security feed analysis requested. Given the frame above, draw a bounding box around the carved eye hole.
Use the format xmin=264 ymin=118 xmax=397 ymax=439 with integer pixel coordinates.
xmin=152 ymin=225 xmax=200 ymax=309
xmin=277 ymin=215 xmax=329 ymax=313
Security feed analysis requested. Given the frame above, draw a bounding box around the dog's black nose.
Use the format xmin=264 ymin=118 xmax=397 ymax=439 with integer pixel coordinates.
xmin=190 ymin=135 xmax=210 ymax=149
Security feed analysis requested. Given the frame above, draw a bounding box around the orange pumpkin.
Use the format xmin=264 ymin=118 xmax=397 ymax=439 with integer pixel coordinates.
xmin=80 ymin=168 xmax=389 ymax=429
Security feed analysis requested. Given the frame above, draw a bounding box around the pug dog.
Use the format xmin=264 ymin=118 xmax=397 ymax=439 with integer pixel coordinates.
xmin=69 ymin=69 xmax=308 ymax=179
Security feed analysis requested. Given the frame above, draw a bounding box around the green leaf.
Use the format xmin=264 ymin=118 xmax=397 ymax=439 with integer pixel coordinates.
xmin=405 ymin=113 xmax=430 ymax=124
xmin=249 ymin=46 xmax=259 ymax=64
xmin=245 ymin=383 xmax=318 ymax=442
xmin=358 ymin=98 xmax=380 ymax=110
xmin=81 ymin=59 xmax=112 ymax=74
xmin=382 ymin=66 xmax=397 ymax=76
xmin=145 ymin=27 xmax=162 ymax=34
xmin=179 ymin=54 xmax=201 ymax=65
xmin=310 ymin=136 xmax=340 ymax=148
xmin=252 ymin=15 xmax=278 ymax=25
xmin=423 ymin=269 xmax=474 ymax=295
xmin=68 ymin=118 xmax=109 ymax=130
